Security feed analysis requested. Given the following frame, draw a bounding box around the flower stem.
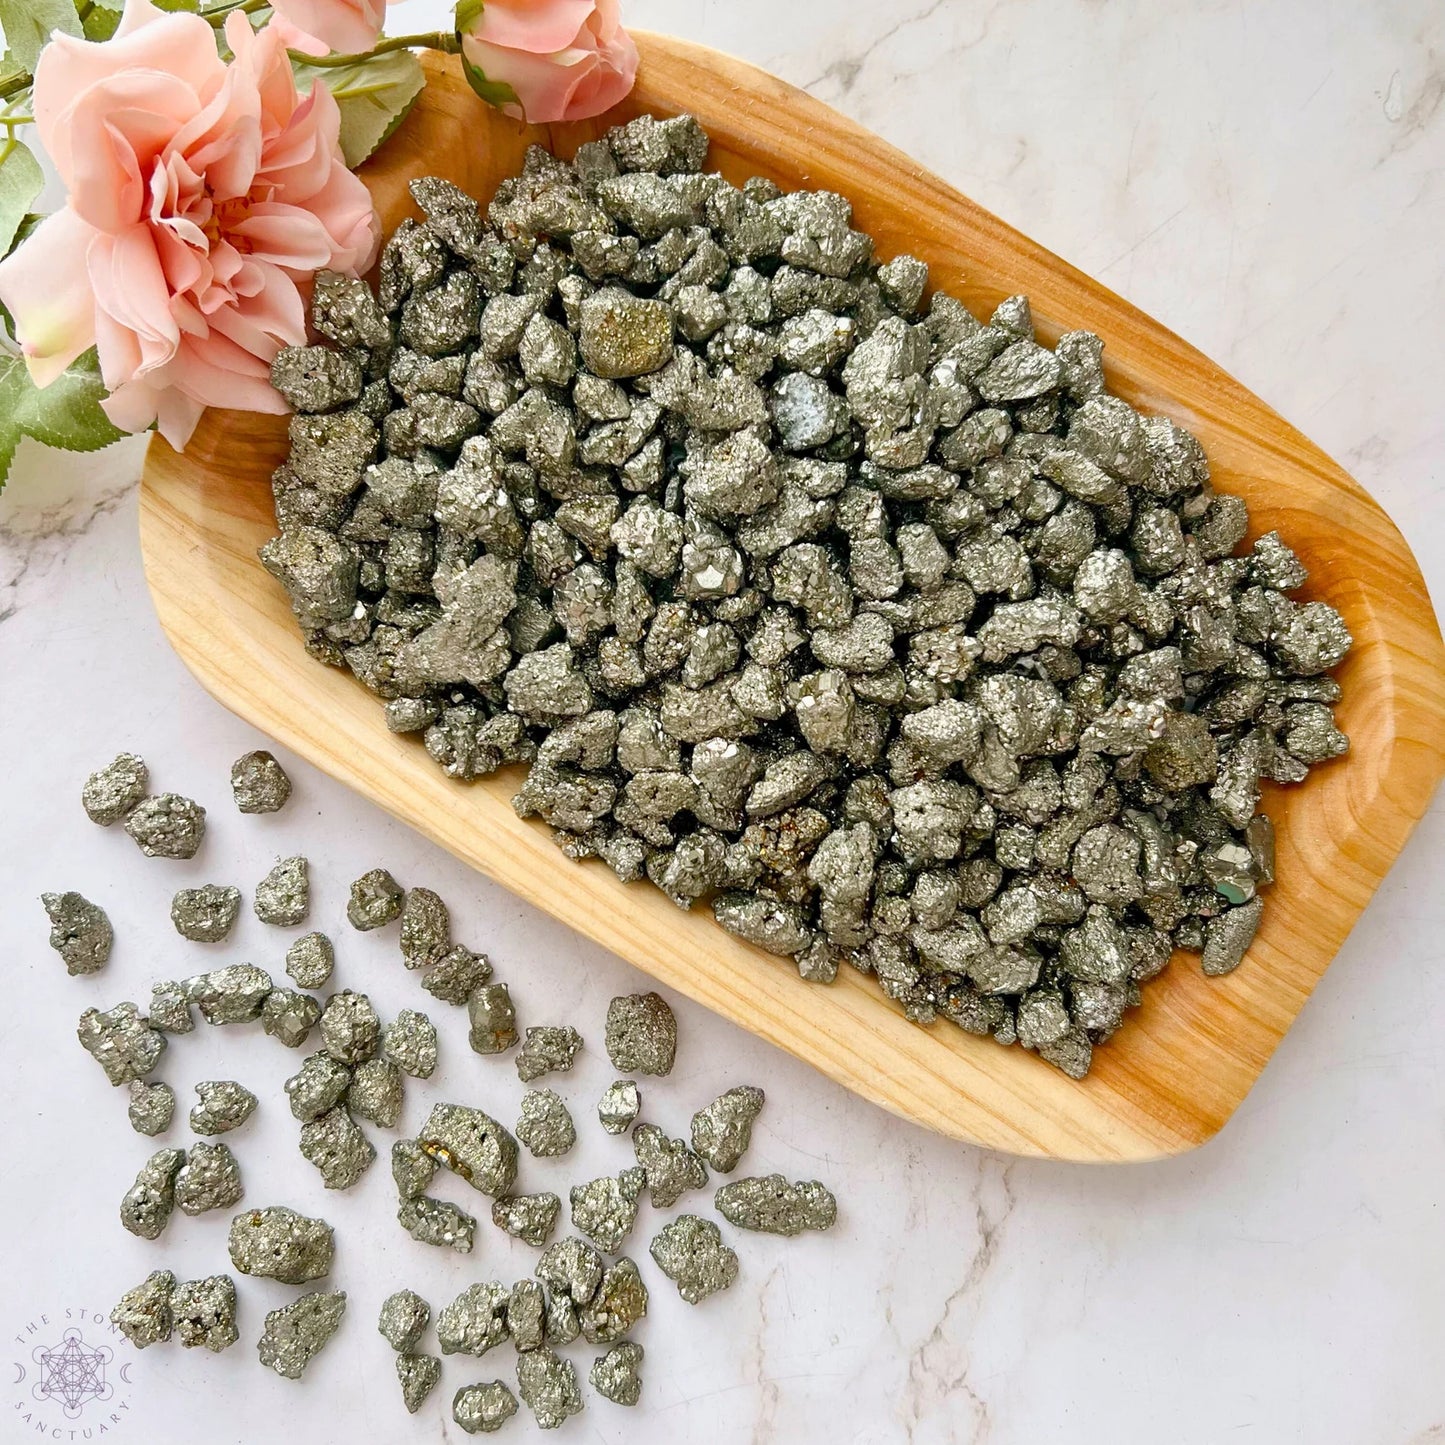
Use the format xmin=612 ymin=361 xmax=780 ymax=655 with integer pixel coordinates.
xmin=0 ymin=114 xmax=34 ymax=127
xmin=205 ymin=0 xmax=267 ymax=26
xmin=292 ymin=31 xmax=460 ymax=67
xmin=0 ymin=72 xmax=31 ymax=103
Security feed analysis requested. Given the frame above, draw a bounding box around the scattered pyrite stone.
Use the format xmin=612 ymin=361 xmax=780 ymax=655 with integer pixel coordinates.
xmin=715 ymin=1174 xmax=837 ymax=1235
xmin=536 ymin=1237 xmax=604 ymax=1312
xmin=231 ymin=750 xmax=293 ymax=813
xmin=516 ymin=1088 xmax=577 ymax=1159
xmin=514 ymin=1024 xmax=583 ymax=1082
xmin=604 ymin=992 xmax=677 ymax=1076
xmin=420 ymin=1102 xmax=519 ymax=1196
xmin=467 ymin=981 xmax=518 ymax=1054
xmin=300 ymin=1106 xmax=376 ymax=1189
xmin=516 ymin=1347 xmax=584 ymax=1429
xmin=492 ymin=1192 xmax=562 ymax=1247
xmin=400 ymin=886 xmax=451 ymax=968
xmin=598 ymin=1079 xmax=641 ymax=1135
xmin=174 ymin=1142 xmax=245 ymax=1215
xmin=507 ymin=1278 xmax=547 ymax=1352
xmin=348 ymin=1056 xmax=405 ymax=1126
xmin=569 ymin=1168 xmax=646 ymax=1253
xmin=262 ymin=987 xmax=322 ymax=1047
xmin=120 ymin=1147 xmax=185 ymax=1239
xmin=397 ymin=1194 xmax=477 ymax=1253
xmin=262 ymin=119 xmax=1350 ymax=1076
xmin=579 ymin=1258 xmax=649 ymax=1346
xmin=650 ymin=1215 xmax=740 ymax=1304
xmin=257 ymin=1291 xmax=347 ymax=1379
xmin=111 ymin=1269 xmax=175 ymax=1349
xmin=396 ymin=1354 xmax=442 ymax=1415
xmin=190 ymin=1079 xmax=258 ymax=1135
xmin=544 ymin=1295 xmax=579 ymax=1348
xmin=170 ymin=1274 xmax=239 ymax=1352
xmin=254 ymin=855 xmax=310 ymax=926
xmin=286 ymin=931 xmax=335 ymax=989
xmin=453 ymin=1381 xmax=518 ymax=1435
xmin=382 ymin=1008 xmax=439 ymax=1077
xmin=632 ymin=1123 xmax=709 ymax=1208
xmin=319 ymin=989 xmax=380 ymax=1063
xmin=392 ymin=1138 xmax=438 ymax=1198
xmin=128 ymin=1079 xmax=175 ymax=1136
xmin=149 ymin=979 xmax=194 ymax=1035
xmin=78 ymin=1001 xmax=165 ymax=1084
xmin=170 ymin=885 xmax=242 ymax=943
xmin=187 ymin=964 xmax=274 ymax=1024
xmin=82 ymin=752 xmax=148 ymax=825
xmin=422 ymin=944 xmax=493 ymax=1004
xmin=378 ymin=1288 xmax=430 ymax=1352
xmin=43 ymin=891 xmax=113 ymax=974
xmin=286 ymin=1051 xmax=353 ymax=1121
xmin=690 ymin=1084 xmax=765 ymax=1172
xmin=228 ymin=1206 xmax=335 ymax=1283
xmin=347 ymin=868 xmax=405 ymax=930
xmin=437 ymin=1282 xmax=510 ymax=1357
xmin=124 ymin=793 xmax=206 ymax=859
xmin=590 ymin=1341 xmax=644 ymax=1407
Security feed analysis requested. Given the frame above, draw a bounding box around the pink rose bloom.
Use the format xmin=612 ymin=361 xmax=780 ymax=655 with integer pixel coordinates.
xmin=0 ymin=0 xmax=377 ymax=448
xmin=460 ymin=0 xmax=638 ymax=124
xmin=268 ymin=0 xmax=385 ymax=58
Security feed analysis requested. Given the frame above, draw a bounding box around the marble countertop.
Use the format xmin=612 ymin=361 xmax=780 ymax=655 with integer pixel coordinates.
xmin=3 ymin=3 xmax=1443 ymax=1442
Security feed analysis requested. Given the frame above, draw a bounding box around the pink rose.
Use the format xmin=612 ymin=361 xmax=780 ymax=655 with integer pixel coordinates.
xmin=268 ymin=0 xmax=385 ymax=58
xmin=0 ymin=0 xmax=377 ymax=448
xmin=459 ymin=0 xmax=638 ymax=124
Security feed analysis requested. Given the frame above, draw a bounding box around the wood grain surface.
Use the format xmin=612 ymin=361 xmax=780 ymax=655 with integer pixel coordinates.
xmin=138 ymin=37 xmax=1445 ymax=1161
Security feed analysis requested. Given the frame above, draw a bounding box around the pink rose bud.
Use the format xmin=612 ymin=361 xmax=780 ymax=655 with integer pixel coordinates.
xmin=0 ymin=0 xmax=378 ymax=448
xmin=269 ymin=0 xmax=386 ymax=57
xmin=458 ymin=0 xmax=639 ymax=124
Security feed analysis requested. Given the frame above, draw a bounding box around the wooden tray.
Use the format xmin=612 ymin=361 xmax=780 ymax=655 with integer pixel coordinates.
xmin=138 ymin=38 xmax=1445 ymax=1161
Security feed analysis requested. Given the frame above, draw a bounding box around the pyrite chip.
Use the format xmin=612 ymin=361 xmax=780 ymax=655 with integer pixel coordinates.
xmin=603 ymin=992 xmax=677 ymax=1075
xmin=82 ymin=752 xmax=148 ymax=825
xmin=257 ymin=1291 xmax=347 ymax=1379
xmin=649 ymin=1215 xmax=740 ymax=1304
xmin=43 ymin=892 xmax=113 ymax=974
xmin=228 ymin=1206 xmax=334 ymax=1283
xmin=420 ymin=1103 xmax=519 ymax=1196
xmin=690 ymin=1085 xmax=765 ymax=1172
xmin=714 ymin=1174 xmax=837 ymax=1235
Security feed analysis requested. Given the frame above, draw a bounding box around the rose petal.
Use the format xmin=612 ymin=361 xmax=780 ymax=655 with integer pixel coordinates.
xmin=0 ymin=208 xmax=100 ymax=387
xmin=33 ymin=12 xmax=222 ymax=187
xmin=268 ymin=0 xmax=385 ymax=57
xmin=470 ymin=0 xmax=597 ymax=55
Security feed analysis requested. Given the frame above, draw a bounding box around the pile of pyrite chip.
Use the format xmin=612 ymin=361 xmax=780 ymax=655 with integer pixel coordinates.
xmin=262 ymin=112 xmax=1351 ymax=1077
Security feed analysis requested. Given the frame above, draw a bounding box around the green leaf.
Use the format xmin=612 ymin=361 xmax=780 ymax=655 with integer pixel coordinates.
xmin=151 ymin=0 xmax=200 ymax=10
xmin=0 ymin=138 xmax=42 ymax=257
xmin=0 ymin=0 xmax=82 ymax=70
xmin=80 ymin=1 xmax=120 ymax=40
xmin=453 ymin=0 xmax=483 ymax=31
xmin=0 ymin=50 xmax=27 ymax=90
xmin=293 ymin=49 xmax=425 ymax=168
xmin=460 ymin=53 xmax=519 ymax=114
xmin=0 ymin=346 xmax=124 ymax=492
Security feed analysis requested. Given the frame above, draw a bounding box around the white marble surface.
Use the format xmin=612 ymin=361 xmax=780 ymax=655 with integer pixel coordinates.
xmin=3 ymin=2 xmax=1444 ymax=1442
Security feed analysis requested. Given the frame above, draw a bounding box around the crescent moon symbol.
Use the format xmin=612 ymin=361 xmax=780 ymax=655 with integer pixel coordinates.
xmin=11 ymin=1363 xmax=24 ymax=1384
xmin=118 ymin=1364 xmax=133 ymax=1384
